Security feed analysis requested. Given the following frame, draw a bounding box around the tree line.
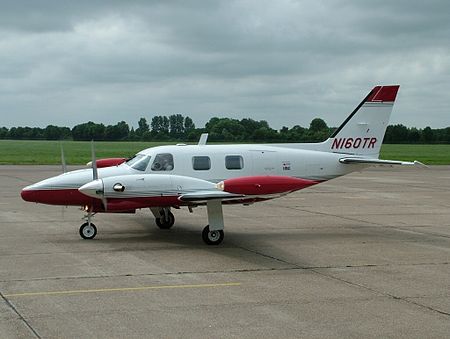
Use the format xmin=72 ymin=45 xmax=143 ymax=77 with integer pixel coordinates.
xmin=0 ymin=114 xmax=449 ymax=144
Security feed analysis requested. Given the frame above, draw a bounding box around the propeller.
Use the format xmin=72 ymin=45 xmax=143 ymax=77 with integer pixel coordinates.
xmin=89 ymin=140 xmax=107 ymax=211
xmin=91 ymin=140 xmax=98 ymax=180
xmin=59 ymin=143 xmax=67 ymax=220
xmin=60 ymin=143 xmax=67 ymax=173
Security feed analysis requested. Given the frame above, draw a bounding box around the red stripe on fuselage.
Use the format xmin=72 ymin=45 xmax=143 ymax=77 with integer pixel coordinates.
xmin=106 ymin=196 xmax=181 ymax=211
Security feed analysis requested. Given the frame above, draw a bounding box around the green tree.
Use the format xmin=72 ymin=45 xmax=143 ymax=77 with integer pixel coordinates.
xmin=422 ymin=126 xmax=434 ymax=143
xmin=105 ymin=121 xmax=129 ymax=141
xmin=135 ymin=118 xmax=149 ymax=138
xmin=206 ymin=118 xmax=245 ymax=141
xmin=407 ymin=128 xmax=420 ymax=143
xmin=72 ymin=122 xmax=106 ymax=141
xmin=169 ymin=114 xmax=185 ymax=138
xmin=309 ymin=118 xmax=328 ymax=132
xmin=44 ymin=125 xmax=70 ymax=140
xmin=0 ymin=127 xmax=8 ymax=139
xmin=184 ymin=116 xmax=195 ymax=134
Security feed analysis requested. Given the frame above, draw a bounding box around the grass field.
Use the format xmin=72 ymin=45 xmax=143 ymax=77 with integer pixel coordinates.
xmin=0 ymin=140 xmax=449 ymax=165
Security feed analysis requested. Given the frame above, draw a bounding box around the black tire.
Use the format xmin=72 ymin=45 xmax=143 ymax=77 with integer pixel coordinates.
xmin=155 ymin=211 xmax=175 ymax=229
xmin=202 ymin=225 xmax=224 ymax=245
xmin=79 ymin=222 xmax=97 ymax=239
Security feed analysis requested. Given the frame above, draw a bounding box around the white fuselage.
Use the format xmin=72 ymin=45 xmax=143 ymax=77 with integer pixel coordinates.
xmin=133 ymin=144 xmax=361 ymax=182
xmin=23 ymin=143 xmax=364 ymax=196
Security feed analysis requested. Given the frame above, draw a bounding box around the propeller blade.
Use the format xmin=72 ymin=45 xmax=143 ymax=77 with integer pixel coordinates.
xmin=60 ymin=143 xmax=67 ymax=173
xmin=91 ymin=140 xmax=98 ymax=180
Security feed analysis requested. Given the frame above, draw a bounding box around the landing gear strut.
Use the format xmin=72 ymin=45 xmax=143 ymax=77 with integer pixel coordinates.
xmin=203 ymin=200 xmax=225 ymax=245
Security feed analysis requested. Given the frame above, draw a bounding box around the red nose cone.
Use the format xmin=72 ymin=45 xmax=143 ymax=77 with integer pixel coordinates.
xmin=21 ymin=189 xmax=36 ymax=202
xmin=222 ymin=176 xmax=319 ymax=195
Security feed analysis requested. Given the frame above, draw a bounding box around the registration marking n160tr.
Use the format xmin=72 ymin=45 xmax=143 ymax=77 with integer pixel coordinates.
xmin=331 ymin=137 xmax=377 ymax=150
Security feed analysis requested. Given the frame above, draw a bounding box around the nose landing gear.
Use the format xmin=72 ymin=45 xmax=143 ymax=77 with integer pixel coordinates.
xmin=79 ymin=222 xmax=97 ymax=239
xmin=79 ymin=208 xmax=97 ymax=240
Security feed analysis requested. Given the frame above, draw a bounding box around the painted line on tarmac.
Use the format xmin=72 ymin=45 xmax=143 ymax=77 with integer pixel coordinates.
xmin=4 ymin=282 xmax=242 ymax=298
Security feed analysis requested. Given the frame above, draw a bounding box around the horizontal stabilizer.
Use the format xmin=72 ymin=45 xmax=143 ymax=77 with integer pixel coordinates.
xmin=339 ymin=157 xmax=427 ymax=167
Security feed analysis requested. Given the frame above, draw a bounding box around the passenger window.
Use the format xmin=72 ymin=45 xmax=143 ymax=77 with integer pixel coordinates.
xmin=225 ymin=155 xmax=244 ymax=170
xmin=192 ymin=156 xmax=211 ymax=170
xmin=151 ymin=153 xmax=174 ymax=171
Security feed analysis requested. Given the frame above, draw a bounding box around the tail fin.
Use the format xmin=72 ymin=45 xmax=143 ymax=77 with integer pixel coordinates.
xmin=323 ymin=85 xmax=400 ymax=158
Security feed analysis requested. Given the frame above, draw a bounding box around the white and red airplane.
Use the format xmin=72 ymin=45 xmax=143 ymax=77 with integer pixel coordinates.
xmin=21 ymin=85 xmax=421 ymax=245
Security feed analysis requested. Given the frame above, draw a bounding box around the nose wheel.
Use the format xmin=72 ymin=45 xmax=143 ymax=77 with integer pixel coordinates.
xmin=79 ymin=222 xmax=97 ymax=239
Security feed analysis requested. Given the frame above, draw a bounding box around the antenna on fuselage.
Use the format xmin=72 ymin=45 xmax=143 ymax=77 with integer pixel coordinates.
xmin=198 ymin=133 xmax=208 ymax=146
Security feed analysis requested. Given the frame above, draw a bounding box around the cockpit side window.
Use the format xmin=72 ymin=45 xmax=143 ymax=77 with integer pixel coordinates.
xmin=125 ymin=154 xmax=151 ymax=171
xmin=151 ymin=153 xmax=174 ymax=171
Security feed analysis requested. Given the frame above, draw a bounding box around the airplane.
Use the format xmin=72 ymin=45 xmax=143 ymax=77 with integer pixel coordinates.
xmin=21 ymin=85 xmax=422 ymax=245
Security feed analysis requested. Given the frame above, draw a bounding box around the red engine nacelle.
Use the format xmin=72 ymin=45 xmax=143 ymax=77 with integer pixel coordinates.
xmin=219 ymin=176 xmax=319 ymax=195
xmin=87 ymin=158 xmax=127 ymax=168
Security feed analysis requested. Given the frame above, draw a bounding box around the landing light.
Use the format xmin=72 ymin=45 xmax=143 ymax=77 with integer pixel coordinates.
xmin=113 ymin=183 xmax=125 ymax=192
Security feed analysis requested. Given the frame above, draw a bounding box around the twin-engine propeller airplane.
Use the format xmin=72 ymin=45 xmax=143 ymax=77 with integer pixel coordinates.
xmin=21 ymin=85 xmax=422 ymax=245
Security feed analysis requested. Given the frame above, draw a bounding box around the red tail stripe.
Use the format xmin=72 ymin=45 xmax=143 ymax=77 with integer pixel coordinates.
xmin=366 ymin=85 xmax=399 ymax=102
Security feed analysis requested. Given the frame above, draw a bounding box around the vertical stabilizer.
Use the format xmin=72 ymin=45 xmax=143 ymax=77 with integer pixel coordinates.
xmin=321 ymin=85 xmax=400 ymax=157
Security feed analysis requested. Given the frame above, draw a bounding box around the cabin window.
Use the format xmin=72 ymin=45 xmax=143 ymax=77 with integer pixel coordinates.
xmin=126 ymin=154 xmax=151 ymax=171
xmin=151 ymin=153 xmax=174 ymax=171
xmin=225 ymin=155 xmax=244 ymax=170
xmin=192 ymin=156 xmax=211 ymax=170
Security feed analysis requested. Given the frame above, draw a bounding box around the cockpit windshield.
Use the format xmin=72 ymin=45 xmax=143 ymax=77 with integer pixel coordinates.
xmin=125 ymin=154 xmax=151 ymax=171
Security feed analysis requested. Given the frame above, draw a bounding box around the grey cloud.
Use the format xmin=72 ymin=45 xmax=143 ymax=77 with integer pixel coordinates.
xmin=0 ymin=0 xmax=449 ymax=129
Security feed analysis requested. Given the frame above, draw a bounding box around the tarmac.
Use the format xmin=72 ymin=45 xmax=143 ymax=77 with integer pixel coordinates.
xmin=0 ymin=165 xmax=449 ymax=339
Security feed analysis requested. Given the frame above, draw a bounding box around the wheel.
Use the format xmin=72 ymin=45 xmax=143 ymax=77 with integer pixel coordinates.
xmin=79 ymin=222 xmax=97 ymax=239
xmin=155 ymin=211 xmax=175 ymax=229
xmin=202 ymin=225 xmax=224 ymax=245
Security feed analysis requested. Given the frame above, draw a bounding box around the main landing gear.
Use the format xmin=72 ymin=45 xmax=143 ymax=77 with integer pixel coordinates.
xmin=151 ymin=202 xmax=226 ymax=245
xmin=202 ymin=200 xmax=225 ymax=245
xmin=154 ymin=208 xmax=175 ymax=229
xmin=202 ymin=226 xmax=224 ymax=245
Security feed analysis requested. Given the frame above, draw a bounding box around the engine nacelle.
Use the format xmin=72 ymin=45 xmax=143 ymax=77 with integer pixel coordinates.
xmin=86 ymin=158 xmax=127 ymax=168
xmin=218 ymin=176 xmax=318 ymax=195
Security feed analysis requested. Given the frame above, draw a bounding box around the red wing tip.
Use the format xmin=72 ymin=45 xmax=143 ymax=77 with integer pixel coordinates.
xmin=366 ymin=85 xmax=400 ymax=102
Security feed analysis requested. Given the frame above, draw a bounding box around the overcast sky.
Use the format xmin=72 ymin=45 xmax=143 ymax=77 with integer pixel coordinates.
xmin=1 ymin=0 xmax=449 ymax=129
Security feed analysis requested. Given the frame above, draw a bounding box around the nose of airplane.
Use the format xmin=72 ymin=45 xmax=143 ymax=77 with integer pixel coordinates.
xmin=78 ymin=179 xmax=104 ymax=198
xmin=21 ymin=187 xmax=37 ymax=202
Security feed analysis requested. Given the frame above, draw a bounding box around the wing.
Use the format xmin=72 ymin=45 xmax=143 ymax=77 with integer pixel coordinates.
xmin=179 ymin=191 xmax=244 ymax=202
xmin=179 ymin=175 xmax=318 ymax=204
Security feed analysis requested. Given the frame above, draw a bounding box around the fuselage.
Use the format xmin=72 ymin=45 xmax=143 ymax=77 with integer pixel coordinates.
xmin=21 ymin=143 xmax=364 ymax=208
